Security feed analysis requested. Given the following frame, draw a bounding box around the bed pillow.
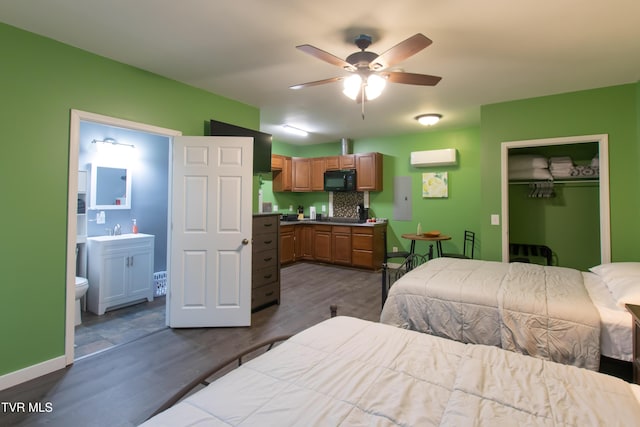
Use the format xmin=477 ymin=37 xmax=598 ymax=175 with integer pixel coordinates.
xmin=589 ymin=263 xmax=640 ymax=308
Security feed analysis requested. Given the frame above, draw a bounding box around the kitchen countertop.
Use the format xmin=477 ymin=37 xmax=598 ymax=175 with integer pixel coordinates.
xmin=280 ymin=219 xmax=386 ymax=227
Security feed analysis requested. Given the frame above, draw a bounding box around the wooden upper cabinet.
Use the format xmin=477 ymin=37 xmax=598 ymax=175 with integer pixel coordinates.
xmin=355 ymin=152 xmax=383 ymax=191
xmin=274 ymin=152 xmax=382 ymax=192
xmin=292 ymin=157 xmax=311 ymax=192
xmin=325 ymin=154 xmax=356 ymax=171
xmin=272 ymin=155 xmax=292 ymax=192
xmin=325 ymin=156 xmax=340 ymax=170
xmin=311 ymin=157 xmax=326 ymax=191
xmin=271 ymin=154 xmax=284 ymax=170
xmin=340 ymin=154 xmax=356 ymax=169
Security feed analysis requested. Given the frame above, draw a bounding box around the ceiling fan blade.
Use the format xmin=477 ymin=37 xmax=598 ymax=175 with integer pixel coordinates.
xmin=370 ymin=33 xmax=433 ymax=70
xmin=290 ymin=76 xmax=344 ymax=90
xmin=296 ymin=44 xmax=356 ymax=71
xmin=383 ymin=71 xmax=442 ymax=86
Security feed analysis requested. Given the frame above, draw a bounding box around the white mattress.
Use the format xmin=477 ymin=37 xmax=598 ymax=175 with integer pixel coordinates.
xmin=582 ymin=271 xmax=633 ymax=361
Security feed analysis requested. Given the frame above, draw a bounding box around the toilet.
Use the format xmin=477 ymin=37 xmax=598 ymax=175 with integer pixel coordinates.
xmin=75 ymin=277 xmax=89 ymax=326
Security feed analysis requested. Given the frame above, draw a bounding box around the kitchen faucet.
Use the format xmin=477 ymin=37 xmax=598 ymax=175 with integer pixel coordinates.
xmin=113 ymin=224 xmax=121 ymax=235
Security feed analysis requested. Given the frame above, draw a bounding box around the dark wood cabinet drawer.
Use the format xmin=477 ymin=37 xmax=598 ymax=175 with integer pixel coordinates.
xmin=253 ymin=248 xmax=278 ymax=270
xmin=253 ymin=215 xmax=279 ymax=235
xmin=252 ymin=265 xmax=278 ymax=288
xmin=253 ymin=234 xmax=278 ymax=252
xmin=252 ymin=282 xmax=280 ymax=309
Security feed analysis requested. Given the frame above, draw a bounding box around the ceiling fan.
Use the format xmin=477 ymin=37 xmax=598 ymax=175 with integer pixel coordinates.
xmin=291 ymin=33 xmax=441 ymax=112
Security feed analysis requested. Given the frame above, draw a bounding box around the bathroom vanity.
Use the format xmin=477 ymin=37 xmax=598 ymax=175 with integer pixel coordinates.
xmin=86 ymin=233 xmax=155 ymax=315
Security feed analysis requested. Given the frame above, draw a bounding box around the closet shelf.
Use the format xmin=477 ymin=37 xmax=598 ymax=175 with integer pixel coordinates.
xmin=509 ymin=179 xmax=598 ymax=186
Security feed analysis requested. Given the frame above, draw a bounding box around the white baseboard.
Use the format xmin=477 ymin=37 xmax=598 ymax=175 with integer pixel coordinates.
xmin=0 ymin=356 xmax=67 ymax=391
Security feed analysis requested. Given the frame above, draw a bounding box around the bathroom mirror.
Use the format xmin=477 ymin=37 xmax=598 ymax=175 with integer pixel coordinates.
xmin=90 ymin=163 xmax=132 ymax=210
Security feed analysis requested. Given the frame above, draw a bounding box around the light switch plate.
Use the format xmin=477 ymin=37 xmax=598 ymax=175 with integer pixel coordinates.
xmin=491 ymin=214 xmax=500 ymax=225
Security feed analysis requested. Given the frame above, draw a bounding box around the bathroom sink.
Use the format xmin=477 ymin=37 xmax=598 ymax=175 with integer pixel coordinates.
xmin=88 ymin=233 xmax=153 ymax=242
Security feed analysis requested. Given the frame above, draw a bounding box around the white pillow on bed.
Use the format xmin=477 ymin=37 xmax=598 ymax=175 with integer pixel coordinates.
xmin=589 ymin=262 xmax=640 ymax=308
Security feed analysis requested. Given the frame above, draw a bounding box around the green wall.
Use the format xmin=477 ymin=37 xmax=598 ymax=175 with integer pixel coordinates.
xmin=481 ymin=84 xmax=640 ymax=262
xmin=0 ymin=23 xmax=259 ymax=376
xmin=265 ymin=127 xmax=482 ymax=255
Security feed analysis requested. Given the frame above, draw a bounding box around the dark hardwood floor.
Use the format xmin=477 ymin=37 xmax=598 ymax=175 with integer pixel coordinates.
xmin=0 ymin=263 xmax=382 ymax=427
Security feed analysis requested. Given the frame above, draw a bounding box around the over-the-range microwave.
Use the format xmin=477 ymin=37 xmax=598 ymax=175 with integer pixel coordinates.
xmin=324 ymin=169 xmax=356 ymax=192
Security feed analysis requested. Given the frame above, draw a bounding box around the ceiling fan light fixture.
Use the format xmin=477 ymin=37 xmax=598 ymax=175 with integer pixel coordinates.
xmin=342 ymin=74 xmax=362 ymax=100
xmin=415 ymin=113 xmax=442 ymax=126
xmin=364 ymin=74 xmax=386 ymax=100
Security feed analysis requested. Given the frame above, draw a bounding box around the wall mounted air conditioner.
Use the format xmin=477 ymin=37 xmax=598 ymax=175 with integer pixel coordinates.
xmin=410 ymin=148 xmax=457 ymax=167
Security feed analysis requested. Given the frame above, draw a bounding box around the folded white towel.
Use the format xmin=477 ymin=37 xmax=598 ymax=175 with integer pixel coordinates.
xmin=549 ymin=156 xmax=574 ymax=166
xmin=509 ymin=155 xmax=548 ymax=171
xmin=591 ymin=156 xmax=600 ymax=167
xmin=509 ymin=168 xmax=553 ymax=180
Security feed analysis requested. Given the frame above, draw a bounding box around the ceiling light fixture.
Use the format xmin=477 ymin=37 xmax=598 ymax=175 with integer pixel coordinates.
xmin=91 ymin=138 xmax=135 ymax=148
xmin=415 ymin=113 xmax=442 ymax=126
xmin=282 ymin=124 xmax=309 ymax=137
xmin=342 ymin=74 xmax=387 ymax=102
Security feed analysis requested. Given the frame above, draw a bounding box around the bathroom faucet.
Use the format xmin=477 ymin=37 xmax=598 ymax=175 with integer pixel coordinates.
xmin=113 ymin=224 xmax=121 ymax=235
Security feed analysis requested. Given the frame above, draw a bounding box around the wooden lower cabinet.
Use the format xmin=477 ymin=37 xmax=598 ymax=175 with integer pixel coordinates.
xmin=252 ymin=214 xmax=280 ymax=311
xmin=280 ymin=225 xmax=295 ymax=265
xmin=280 ymin=223 xmax=385 ymax=270
xmin=314 ymin=225 xmax=332 ymax=262
xmin=352 ymin=225 xmax=385 ymax=269
xmin=332 ymin=226 xmax=352 ymax=265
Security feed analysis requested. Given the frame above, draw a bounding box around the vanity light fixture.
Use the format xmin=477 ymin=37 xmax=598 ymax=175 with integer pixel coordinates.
xmin=415 ymin=113 xmax=442 ymax=126
xmin=91 ymin=138 xmax=135 ymax=148
xmin=282 ymin=124 xmax=309 ymax=137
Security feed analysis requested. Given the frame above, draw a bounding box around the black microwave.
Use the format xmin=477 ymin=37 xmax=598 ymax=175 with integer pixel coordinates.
xmin=324 ymin=170 xmax=356 ymax=192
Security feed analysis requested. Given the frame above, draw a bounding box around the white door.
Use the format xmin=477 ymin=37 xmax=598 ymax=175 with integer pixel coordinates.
xmin=169 ymin=136 xmax=253 ymax=327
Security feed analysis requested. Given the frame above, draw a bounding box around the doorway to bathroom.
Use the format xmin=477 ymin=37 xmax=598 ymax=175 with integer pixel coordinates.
xmin=65 ymin=110 xmax=181 ymax=363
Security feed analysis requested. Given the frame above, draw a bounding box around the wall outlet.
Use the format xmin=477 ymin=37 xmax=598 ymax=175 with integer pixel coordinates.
xmin=491 ymin=214 xmax=500 ymax=225
xmin=392 ymin=246 xmax=398 ymax=252
xmin=321 ymin=205 xmax=326 ymax=212
xmin=97 ymin=211 xmax=106 ymax=225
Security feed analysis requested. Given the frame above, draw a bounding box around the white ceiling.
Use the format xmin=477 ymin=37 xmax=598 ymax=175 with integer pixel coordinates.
xmin=2 ymin=0 xmax=640 ymax=144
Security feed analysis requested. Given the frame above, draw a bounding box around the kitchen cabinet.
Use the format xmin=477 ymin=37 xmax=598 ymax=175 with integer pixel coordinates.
xmin=280 ymin=224 xmax=296 ymax=265
xmin=272 ymin=152 xmax=382 ymax=192
xmin=311 ymin=157 xmax=326 ymax=191
xmin=252 ymin=214 xmax=280 ymax=310
xmin=325 ymin=154 xmax=356 ymax=170
xmin=272 ymin=155 xmax=292 ymax=192
xmin=355 ymin=152 xmax=383 ymax=191
xmin=292 ymin=157 xmax=311 ymax=192
xmin=332 ymin=226 xmax=352 ymax=265
xmin=313 ymin=224 xmax=332 ymax=262
xmin=297 ymin=224 xmax=315 ymax=260
xmin=352 ymin=225 xmax=385 ymax=269
xmin=87 ymin=234 xmax=154 ymax=315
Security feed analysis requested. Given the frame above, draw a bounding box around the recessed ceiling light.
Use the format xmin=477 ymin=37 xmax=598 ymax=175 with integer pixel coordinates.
xmin=415 ymin=113 xmax=442 ymax=126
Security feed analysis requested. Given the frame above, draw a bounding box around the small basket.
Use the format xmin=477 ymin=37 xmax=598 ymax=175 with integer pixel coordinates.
xmin=153 ymin=271 xmax=167 ymax=297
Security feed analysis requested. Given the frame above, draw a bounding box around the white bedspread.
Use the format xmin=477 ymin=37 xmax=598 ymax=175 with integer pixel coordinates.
xmin=142 ymin=317 xmax=640 ymax=426
xmin=380 ymin=258 xmax=601 ymax=370
xmin=582 ymin=271 xmax=633 ymax=361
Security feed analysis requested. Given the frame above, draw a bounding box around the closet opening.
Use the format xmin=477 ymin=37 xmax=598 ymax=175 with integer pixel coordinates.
xmin=500 ymin=134 xmax=610 ymax=270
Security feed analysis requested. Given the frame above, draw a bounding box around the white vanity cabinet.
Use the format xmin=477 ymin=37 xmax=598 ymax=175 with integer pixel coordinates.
xmin=87 ymin=234 xmax=155 ymax=315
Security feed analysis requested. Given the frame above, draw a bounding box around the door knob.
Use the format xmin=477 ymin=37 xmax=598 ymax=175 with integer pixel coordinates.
xmin=242 ymin=238 xmax=249 ymax=245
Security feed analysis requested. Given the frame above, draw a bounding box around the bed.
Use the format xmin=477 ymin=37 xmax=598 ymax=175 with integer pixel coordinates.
xmin=380 ymin=257 xmax=637 ymax=370
xmin=142 ymin=316 xmax=640 ymax=426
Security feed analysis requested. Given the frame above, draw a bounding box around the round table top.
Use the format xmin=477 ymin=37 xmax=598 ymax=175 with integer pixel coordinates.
xmin=401 ymin=233 xmax=451 ymax=242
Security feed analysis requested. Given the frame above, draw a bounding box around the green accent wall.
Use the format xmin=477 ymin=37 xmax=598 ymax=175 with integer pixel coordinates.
xmin=481 ymin=84 xmax=640 ymax=263
xmin=3 ymin=20 xmax=640 ymax=384
xmin=0 ymin=23 xmax=259 ymax=377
